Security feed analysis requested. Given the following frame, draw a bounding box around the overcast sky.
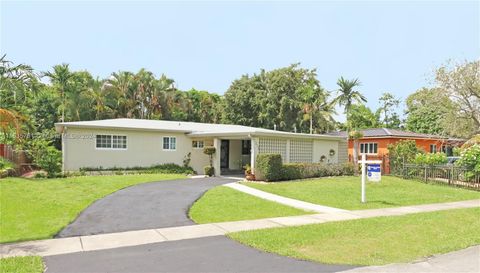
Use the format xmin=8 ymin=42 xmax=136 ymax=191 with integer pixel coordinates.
xmin=1 ymin=0 xmax=479 ymax=121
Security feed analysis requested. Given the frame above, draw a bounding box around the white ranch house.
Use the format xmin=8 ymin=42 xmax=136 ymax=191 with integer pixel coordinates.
xmin=55 ymin=119 xmax=348 ymax=176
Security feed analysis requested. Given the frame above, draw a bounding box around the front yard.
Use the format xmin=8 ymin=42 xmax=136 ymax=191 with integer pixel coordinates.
xmin=229 ymin=207 xmax=480 ymax=265
xmin=244 ymin=176 xmax=480 ymax=210
xmin=0 ymin=256 xmax=43 ymax=273
xmin=189 ymin=186 xmax=310 ymax=223
xmin=0 ymin=174 xmax=185 ymax=243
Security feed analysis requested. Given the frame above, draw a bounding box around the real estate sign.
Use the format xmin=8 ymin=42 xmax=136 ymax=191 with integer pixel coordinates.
xmin=367 ymin=164 xmax=381 ymax=182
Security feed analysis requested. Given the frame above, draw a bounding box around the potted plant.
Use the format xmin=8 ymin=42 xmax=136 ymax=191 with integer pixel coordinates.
xmin=244 ymin=164 xmax=255 ymax=181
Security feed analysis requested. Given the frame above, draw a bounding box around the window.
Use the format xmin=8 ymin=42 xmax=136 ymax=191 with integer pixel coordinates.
xmin=163 ymin=137 xmax=176 ymax=150
xmin=192 ymin=140 xmax=204 ymax=149
xmin=430 ymin=144 xmax=437 ymax=153
xmin=96 ymin=135 xmax=126 ymax=149
xmin=242 ymin=140 xmax=251 ymax=155
xmin=360 ymin=142 xmax=378 ymax=154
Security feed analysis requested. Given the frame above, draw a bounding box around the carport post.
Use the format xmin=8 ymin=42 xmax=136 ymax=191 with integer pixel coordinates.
xmin=213 ymin=138 xmax=221 ymax=176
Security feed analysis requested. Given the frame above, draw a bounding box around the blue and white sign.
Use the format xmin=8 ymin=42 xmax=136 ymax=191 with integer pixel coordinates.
xmin=367 ymin=164 xmax=381 ymax=182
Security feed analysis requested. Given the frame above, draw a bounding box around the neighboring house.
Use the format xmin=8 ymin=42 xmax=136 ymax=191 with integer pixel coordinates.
xmin=55 ymin=118 xmax=348 ymax=175
xmin=327 ymin=128 xmax=464 ymax=173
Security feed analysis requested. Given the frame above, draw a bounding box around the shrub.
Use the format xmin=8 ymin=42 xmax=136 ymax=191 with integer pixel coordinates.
xmin=203 ymin=146 xmax=216 ymax=167
xmin=282 ymin=162 xmax=354 ymax=180
xmin=204 ymin=166 xmax=214 ymax=177
xmin=255 ymin=154 xmax=283 ymax=181
xmin=79 ymin=163 xmax=195 ymax=174
xmin=254 ymin=153 xmax=355 ymax=181
xmin=0 ymin=157 xmax=15 ymax=177
xmin=456 ymin=144 xmax=480 ymax=180
xmin=414 ymin=153 xmax=448 ymax=165
xmin=28 ymin=139 xmax=62 ymax=178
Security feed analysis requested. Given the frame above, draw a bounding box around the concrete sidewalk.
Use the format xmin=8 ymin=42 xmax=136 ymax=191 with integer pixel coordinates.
xmin=1 ymin=199 xmax=478 ymax=258
xmin=225 ymin=182 xmax=348 ymax=213
xmin=340 ymin=245 xmax=480 ymax=273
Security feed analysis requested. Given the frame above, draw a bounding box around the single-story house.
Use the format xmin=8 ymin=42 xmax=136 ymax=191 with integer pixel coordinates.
xmin=327 ymin=128 xmax=464 ymax=173
xmin=55 ymin=119 xmax=348 ymax=175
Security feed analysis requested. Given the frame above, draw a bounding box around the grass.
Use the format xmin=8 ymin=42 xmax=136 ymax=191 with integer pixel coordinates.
xmin=0 ymin=173 xmax=185 ymax=243
xmin=244 ymin=176 xmax=480 ymax=210
xmin=229 ymin=207 xmax=480 ymax=266
xmin=189 ymin=186 xmax=310 ymax=223
xmin=0 ymin=256 xmax=43 ymax=273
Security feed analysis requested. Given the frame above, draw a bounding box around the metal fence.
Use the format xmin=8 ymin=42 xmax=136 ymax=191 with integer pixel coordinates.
xmin=398 ymin=164 xmax=480 ymax=190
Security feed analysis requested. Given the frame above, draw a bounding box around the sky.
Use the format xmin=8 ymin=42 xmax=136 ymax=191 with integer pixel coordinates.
xmin=1 ymin=0 xmax=479 ymax=121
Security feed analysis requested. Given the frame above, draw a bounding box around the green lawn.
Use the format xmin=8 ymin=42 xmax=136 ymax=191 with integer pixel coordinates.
xmin=0 ymin=174 xmax=185 ymax=243
xmin=189 ymin=186 xmax=310 ymax=223
xmin=0 ymin=256 xmax=43 ymax=273
xmin=230 ymin=207 xmax=480 ymax=266
xmin=244 ymin=176 xmax=480 ymax=210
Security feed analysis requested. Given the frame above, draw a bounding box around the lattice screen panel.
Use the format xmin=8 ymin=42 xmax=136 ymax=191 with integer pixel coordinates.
xmin=289 ymin=140 xmax=313 ymax=163
xmin=258 ymin=138 xmax=287 ymax=162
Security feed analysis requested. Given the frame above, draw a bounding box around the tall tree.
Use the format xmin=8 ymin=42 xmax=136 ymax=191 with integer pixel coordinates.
xmin=224 ymin=64 xmax=334 ymax=133
xmin=345 ymin=104 xmax=380 ymax=130
xmin=405 ymin=87 xmax=453 ymax=135
xmin=43 ymin=64 xmax=74 ymax=122
xmin=377 ymin=92 xmax=401 ymax=128
xmin=332 ymin=77 xmax=366 ymax=129
xmin=435 ymin=60 xmax=479 ymax=137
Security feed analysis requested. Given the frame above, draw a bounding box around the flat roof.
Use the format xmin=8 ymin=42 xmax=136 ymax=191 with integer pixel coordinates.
xmin=55 ymin=118 xmax=345 ymax=140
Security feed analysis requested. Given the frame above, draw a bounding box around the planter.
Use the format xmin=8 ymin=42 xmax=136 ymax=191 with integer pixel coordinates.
xmin=245 ymin=174 xmax=256 ymax=181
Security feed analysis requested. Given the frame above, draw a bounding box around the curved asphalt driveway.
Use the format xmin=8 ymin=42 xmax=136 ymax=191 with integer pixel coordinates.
xmin=57 ymin=177 xmax=236 ymax=237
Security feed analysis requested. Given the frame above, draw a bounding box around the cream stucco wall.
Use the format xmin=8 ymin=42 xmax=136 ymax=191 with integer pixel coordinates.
xmin=63 ymin=127 xmax=210 ymax=174
xmin=313 ymin=140 xmax=339 ymax=163
xmin=62 ymin=127 xmax=347 ymax=175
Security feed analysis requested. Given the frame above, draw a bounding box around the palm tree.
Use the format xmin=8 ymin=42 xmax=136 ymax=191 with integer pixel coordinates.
xmin=43 ymin=64 xmax=73 ymax=122
xmin=0 ymin=108 xmax=21 ymax=142
xmin=349 ymin=130 xmax=364 ymax=175
xmin=332 ymin=77 xmax=367 ymax=127
xmin=0 ymin=55 xmax=34 ymax=106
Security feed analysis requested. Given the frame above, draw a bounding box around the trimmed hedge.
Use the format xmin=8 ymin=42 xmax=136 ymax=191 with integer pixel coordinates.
xmin=204 ymin=166 xmax=215 ymax=177
xmin=256 ymin=153 xmax=354 ymax=182
xmin=79 ymin=163 xmax=195 ymax=174
xmin=255 ymin=154 xmax=284 ymax=181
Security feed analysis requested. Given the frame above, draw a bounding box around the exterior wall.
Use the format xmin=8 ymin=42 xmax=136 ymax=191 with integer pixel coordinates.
xmin=63 ymin=127 xmax=210 ymax=174
xmin=313 ymin=140 xmax=340 ymax=164
xmin=256 ymin=137 xmax=342 ymax=164
xmin=347 ymin=137 xmax=449 ymax=158
xmin=190 ymin=138 xmax=213 ymax=174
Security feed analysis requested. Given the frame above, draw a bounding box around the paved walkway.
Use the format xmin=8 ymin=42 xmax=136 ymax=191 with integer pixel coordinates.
xmin=225 ymin=182 xmax=348 ymax=213
xmin=57 ymin=177 xmax=235 ymax=237
xmin=340 ymin=245 xmax=480 ymax=273
xmin=44 ymin=236 xmax=355 ymax=273
xmin=2 ymin=199 xmax=478 ymax=258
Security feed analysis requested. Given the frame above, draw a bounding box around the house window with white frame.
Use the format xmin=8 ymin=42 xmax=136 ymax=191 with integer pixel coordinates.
xmin=163 ymin=137 xmax=176 ymax=150
xmin=360 ymin=142 xmax=378 ymax=154
xmin=192 ymin=140 xmax=204 ymax=149
xmin=96 ymin=135 xmax=127 ymax=149
xmin=430 ymin=144 xmax=437 ymax=153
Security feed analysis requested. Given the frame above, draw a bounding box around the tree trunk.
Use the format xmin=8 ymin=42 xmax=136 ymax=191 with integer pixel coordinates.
xmin=310 ymin=115 xmax=313 ymax=134
xmin=353 ymin=138 xmax=359 ymax=176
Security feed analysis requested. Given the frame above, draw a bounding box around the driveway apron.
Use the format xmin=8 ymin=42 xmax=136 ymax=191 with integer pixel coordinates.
xmin=57 ymin=177 xmax=235 ymax=238
xmin=44 ymin=236 xmax=356 ymax=273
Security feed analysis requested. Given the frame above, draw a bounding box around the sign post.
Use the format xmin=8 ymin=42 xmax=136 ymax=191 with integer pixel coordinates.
xmin=359 ymin=154 xmax=382 ymax=203
xmin=361 ymin=154 xmax=366 ymax=203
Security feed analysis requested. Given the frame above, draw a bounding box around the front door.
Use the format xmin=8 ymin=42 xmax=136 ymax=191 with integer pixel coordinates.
xmin=220 ymin=140 xmax=229 ymax=169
